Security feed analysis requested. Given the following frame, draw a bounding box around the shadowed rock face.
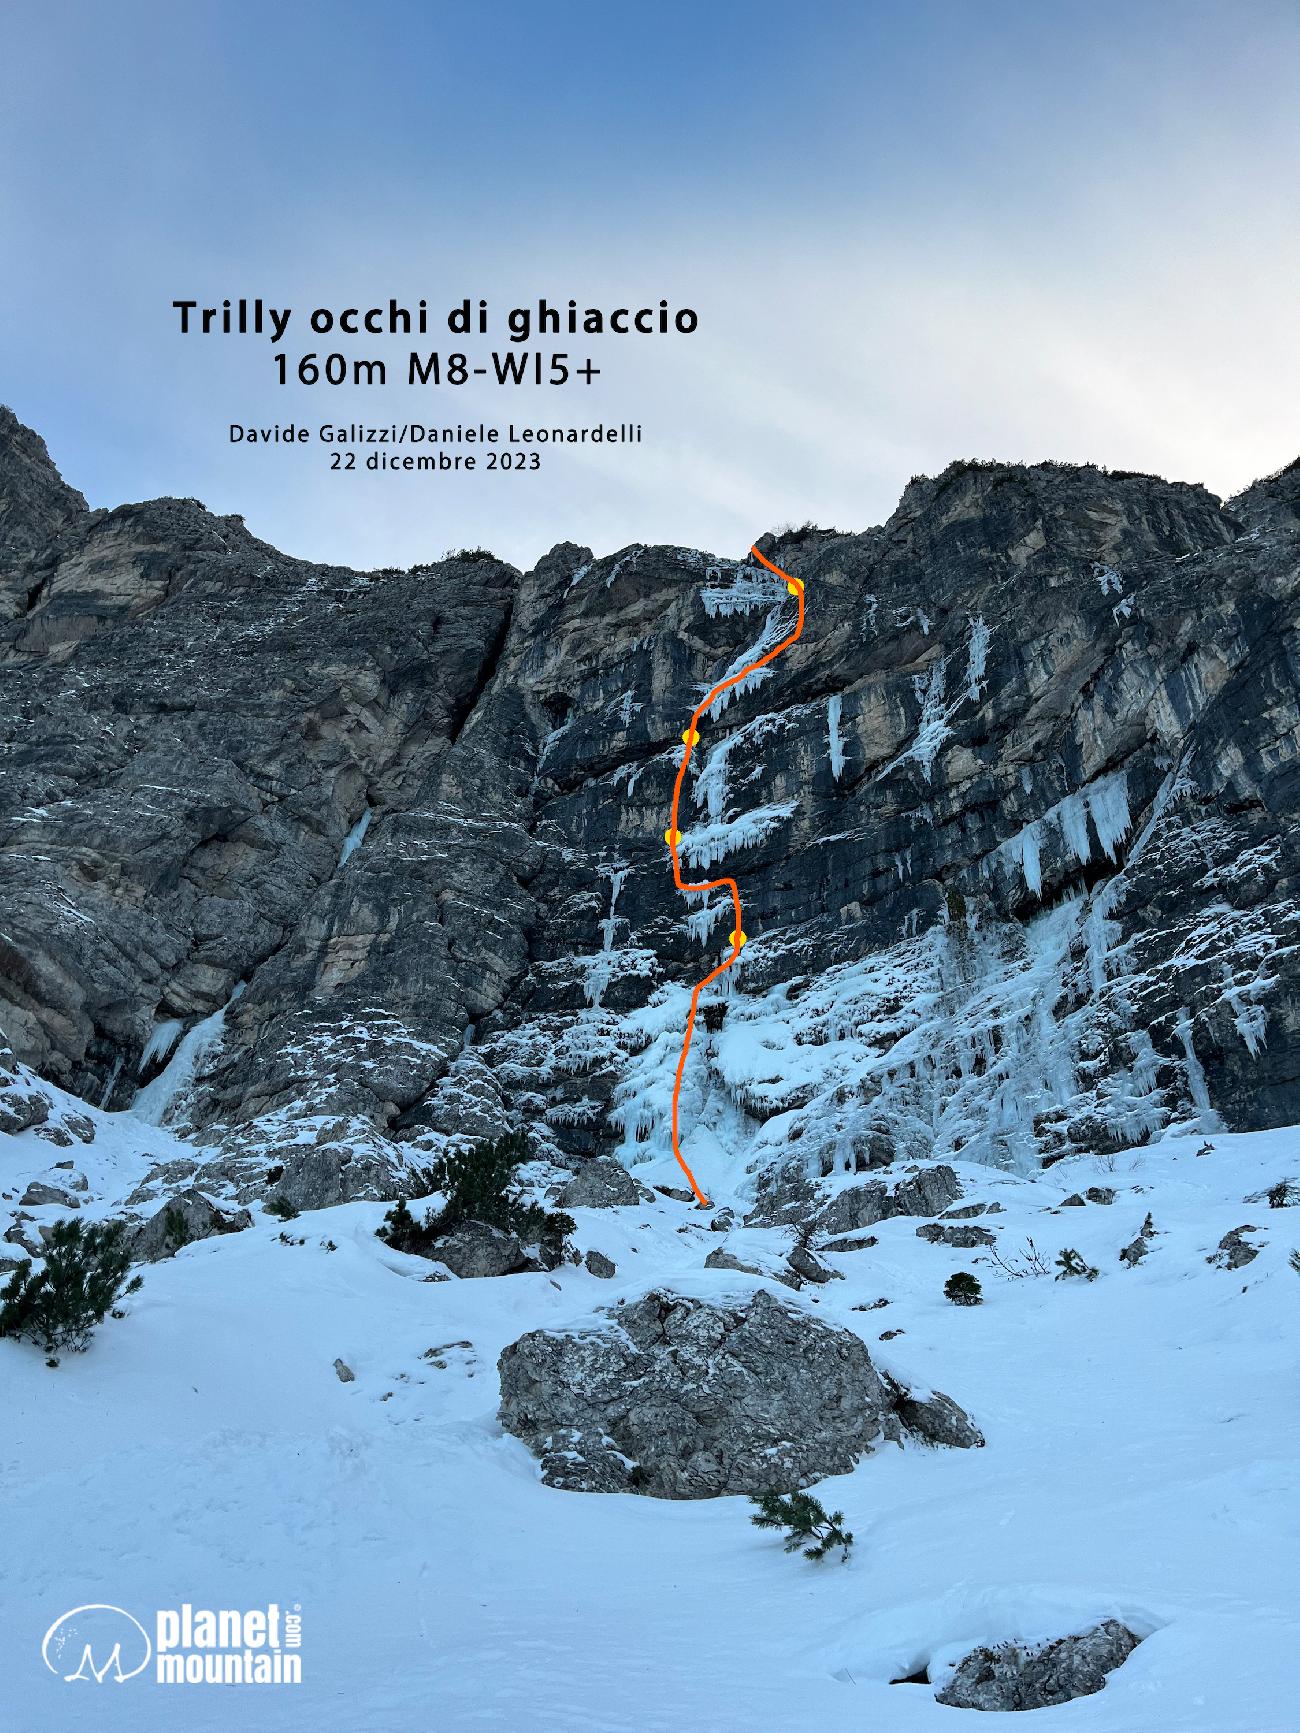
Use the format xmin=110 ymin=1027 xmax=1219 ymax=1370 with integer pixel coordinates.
xmin=0 ymin=407 xmax=87 ymax=607
xmin=3 ymin=407 xmax=1300 ymax=1202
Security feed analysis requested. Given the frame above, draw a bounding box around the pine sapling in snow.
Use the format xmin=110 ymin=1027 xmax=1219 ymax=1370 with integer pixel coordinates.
xmin=0 ymin=1218 xmax=142 ymax=1358
xmin=1055 ymin=1247 xmax=1099 ymax=1281
xmin=944 ymin=1270 xmax=983 ymax=1305
xmin=750 ymin=1491 xmax=854 ymax=1562
xmin=378 ymin=1132 xmax=574 ymax=1263
xmin=162 ymin=1204 xmax=192 ymax=1250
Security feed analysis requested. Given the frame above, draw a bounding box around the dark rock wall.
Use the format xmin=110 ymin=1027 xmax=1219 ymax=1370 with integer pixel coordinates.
xmin=2 ymin=407 xmax=1298 ymax=1182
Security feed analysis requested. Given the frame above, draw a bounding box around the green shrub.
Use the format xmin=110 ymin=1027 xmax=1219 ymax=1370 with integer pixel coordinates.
xmin=0 ymin=1218 xmax=142 ymax=1356
xmin=266 ymin=1195 xmax=299 ymax=1221
xmin=1055 ymin=1247 xmax=1099 ymax=1281
xmin=751 ymin=1490 xmax=854 ymax=1562
xmin=162 ymin=1205 xmax=192 ymax=1249
xmin=944 ymin=1271 xmax=983 ymax=1306
xmin=378 ymin=1132 xmax=573 ymax=1263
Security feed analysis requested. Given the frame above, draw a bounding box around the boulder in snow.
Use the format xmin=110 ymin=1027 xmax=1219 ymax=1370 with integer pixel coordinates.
xmin=935 ymin=1618 xmax=1142 ymax=1711
xmin=129 ymin=1189 xmax=252 ymax=1262
xmin=703 ymin=1245 xmax=797 ymax=1287
xmin=808 ymin=1165 xmax=962 ymax=1236
xmin=917 ymin=1221 xmax=997 ymax=1248
xmin=432 ymin=1220 xmax=528 ymax=1279
xmin=1207 ymin=1225 xmax=1262 ymax=1270
xmin=786 ymin=1241 xmax=842 ymax=1284
xmin=559 ymin=1158 xmax=651 ymax=1209
xmin=19 ymin=1181 xmax=80 ymax=1209
xmin=884 ymin=1377 xmax=986 ymax=1449
xmin=497 ymin=1288 xmax=978 ymax=1498
xmin=0 ymin=1085 xmax=50 ymax=1136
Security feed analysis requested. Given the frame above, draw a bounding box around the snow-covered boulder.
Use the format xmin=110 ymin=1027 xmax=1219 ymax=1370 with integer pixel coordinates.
xmin=0 ymin=1038 xmax=52 ymax=1135
xmin=432 ymin=1221 xmax=528 ymax=1279
xmin=816 ymin=1165 xmax=963 ymax=1235
xmin=935 ymin=1618 xmax=1142 ymax=1710
xmin=1208 ymin=1225 xmax=1263 ymax=1269
xmin=885 ymin=1378 xmax=986 ymax=1449
xmin=917 ymin=1221 xmax=997 ymax=1248
xmin=558 ymin=1158 xmax=651 ymax=1209
xmin=497 ymin=1288 xmax=980 ymax=1498
xmin=703 ymin=1245 xmax=797 ymax=1287
xmin=19 ymin=1180 xmax=80 ymax=1209
xmin=129 ymin=1188 xmax=251 ymax=1263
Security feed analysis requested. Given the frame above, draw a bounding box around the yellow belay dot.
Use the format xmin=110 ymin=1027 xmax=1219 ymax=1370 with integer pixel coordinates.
xmin=665 ymin=828 xmax=682 ymax=846
xmin=728 ymin=930 xmax=747 ymax=948
xmin=682 ymin=728 xmax=700 ymax=745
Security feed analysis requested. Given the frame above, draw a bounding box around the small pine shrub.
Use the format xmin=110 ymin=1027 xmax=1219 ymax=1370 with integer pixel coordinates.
xmin=266 ymin=1195 xmax=299 ymax=1221
xmin=944 ymin=1271 xmax=982 ymax=1306
xmin=1055 ymin=1247 xmax=1099 ymax=1282
xmin=751 ymin=1490 xmax=854 ymax=1562
xmin=162 ymin=1205 xmax=192 ymax=1249
xmin=0 ymin=1218 xmax=142 ymax=1356
xmin=428 ymin=1131 xmax=531 ymax=1236
xmin=1290 ymin=1249 xmax=1300 ymax=1277
xmin=1267 ymin=1180 xmax=1293 ymax=1209
xmin=378 ymin=1197 xmax=425 ymax=1255
xmin=378 ymin=1132 xmax=573 ymax=1262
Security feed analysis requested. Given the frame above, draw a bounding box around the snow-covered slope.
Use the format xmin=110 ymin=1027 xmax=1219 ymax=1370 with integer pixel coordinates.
xmin=4 ymin=1084 xmax=1299 ymax=1730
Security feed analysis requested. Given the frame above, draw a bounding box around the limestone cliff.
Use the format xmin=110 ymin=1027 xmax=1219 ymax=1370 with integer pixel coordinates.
xmin=2 ymin=407 xmax=1298 ymax=1202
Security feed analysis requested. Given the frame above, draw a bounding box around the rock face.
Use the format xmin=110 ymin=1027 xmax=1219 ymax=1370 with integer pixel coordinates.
xmin=4 ymin=408 xmax=1300 ymax=1209
xmin=935 ymin=1619 xmax=1143 ymax=1711
xmin=0 ymin=406 xmax=87 ymax=605
xmin=496 ymin=1288 xmax=979 ymax=1497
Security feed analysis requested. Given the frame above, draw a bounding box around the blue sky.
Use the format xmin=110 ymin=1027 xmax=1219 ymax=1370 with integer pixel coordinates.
xmin=2 ymin=0 xmax=1297 ymax=568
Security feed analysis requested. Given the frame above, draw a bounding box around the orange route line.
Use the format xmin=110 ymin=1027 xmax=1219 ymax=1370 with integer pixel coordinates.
xmin=666 ymin=544 xmax=806 ymax=1207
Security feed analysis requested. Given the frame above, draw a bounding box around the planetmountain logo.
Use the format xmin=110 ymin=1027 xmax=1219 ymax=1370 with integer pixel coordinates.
xmin=41 ymin=1606 xmax=152 ymax=1683
xmin=41 ymin=1601 xmax=302 ymax=1686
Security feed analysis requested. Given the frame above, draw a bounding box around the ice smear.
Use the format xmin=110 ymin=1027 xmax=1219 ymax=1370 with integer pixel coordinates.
xmin=132 ymin=983 xmax=247 ymax=1126
xmin=338 ymin=807 xmax=372 ymax=867
xmin=827 ymin=694 xmax=846 ymax=781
